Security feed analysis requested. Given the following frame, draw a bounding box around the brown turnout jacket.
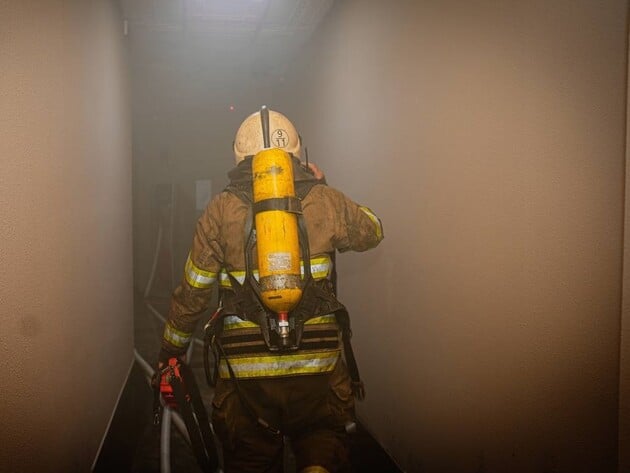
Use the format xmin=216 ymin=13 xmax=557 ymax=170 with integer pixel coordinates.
xmin=161 ymin=159 xmax=383 ymax=378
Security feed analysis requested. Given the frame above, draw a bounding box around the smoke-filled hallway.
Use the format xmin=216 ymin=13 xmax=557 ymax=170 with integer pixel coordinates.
xmin=3 ymin=1 xmax=630 ymax=472
xmin=92 ymin=291 xmax=401 ymax=472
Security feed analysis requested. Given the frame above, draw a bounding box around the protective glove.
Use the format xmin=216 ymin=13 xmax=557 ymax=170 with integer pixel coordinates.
xmin=154 ymin=350 xmax=188 ymax=409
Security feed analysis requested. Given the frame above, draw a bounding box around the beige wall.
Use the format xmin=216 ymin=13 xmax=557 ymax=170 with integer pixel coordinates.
xmin=273 ymin=1 xmax=627 ymax=471
xmin=0 ymin=1 xmax=133 ymax=472
xmin=622 ymin=19 xmax=630 ymax=473
xmin=125 ymin=0 xmax=629 ymax=471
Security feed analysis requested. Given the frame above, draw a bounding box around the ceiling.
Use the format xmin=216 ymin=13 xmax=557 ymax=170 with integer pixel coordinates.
xmin=120 ymin=0 xmax=336 ymax=77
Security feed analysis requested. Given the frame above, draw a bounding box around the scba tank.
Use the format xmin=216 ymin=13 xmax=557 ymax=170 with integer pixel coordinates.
xmin=252 ymin=147 xmax=303 ymax=318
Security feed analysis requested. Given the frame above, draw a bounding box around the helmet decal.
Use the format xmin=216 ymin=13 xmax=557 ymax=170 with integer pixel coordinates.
xmin=233 ymin=107 xmax=301 ymax=164
xmin=271 ymin=129 xmax=289 ymax=148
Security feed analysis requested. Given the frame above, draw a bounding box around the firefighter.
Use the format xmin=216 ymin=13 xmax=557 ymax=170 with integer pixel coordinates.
xmin=157 ymin=107 xmax=384 ymax=473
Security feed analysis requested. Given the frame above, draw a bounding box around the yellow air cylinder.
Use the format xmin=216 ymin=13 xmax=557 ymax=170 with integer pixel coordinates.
xmin=252 ymin=148 xmax=303 ymax=316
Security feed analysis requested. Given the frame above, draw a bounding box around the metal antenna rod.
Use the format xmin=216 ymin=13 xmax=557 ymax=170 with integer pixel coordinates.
xmin=260 ymin=105 xmax=270 ymax=149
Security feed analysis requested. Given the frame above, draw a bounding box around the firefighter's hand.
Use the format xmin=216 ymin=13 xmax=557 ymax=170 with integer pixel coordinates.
xmin=307 ymin=162 xmax=325 ymax=181
xmin=157 ymin=348 xmax=185 ymax=368
xmin=159 ymin=375 xmax=178 ymax=409
xmin=153 ymin=350 xmax=184 ymax=398
xmin=154 ymin=353 xmax=183 ymax=409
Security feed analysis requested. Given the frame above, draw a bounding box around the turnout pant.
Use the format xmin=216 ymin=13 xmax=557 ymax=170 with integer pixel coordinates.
xmin=211 ymin=359 xmax=355 ymax=473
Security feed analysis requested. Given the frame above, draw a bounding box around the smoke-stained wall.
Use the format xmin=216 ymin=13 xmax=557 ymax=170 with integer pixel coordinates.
xmin=274 ymin=1 xmax=627 ymax=471
xmin=0 ymin=1 xmax=133 ymax=472
xmin=130 ymin=64 xmax=278 ymax=291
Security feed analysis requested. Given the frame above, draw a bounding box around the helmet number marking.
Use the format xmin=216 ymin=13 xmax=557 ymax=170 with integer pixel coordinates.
xmin=271 ymin=129 xmax=289 ymax=148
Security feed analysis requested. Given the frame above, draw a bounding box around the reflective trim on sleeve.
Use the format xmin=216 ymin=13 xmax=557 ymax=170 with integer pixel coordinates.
xmin=184 ymin=254 xmax=217 ymax=289
xmin=218 ymin=255 xmax=331 ymax=288
xmin=359 ymin=206 xmax=383 ymax=241
xmin=163 ymin=322 xmax=192 ymax=348
xmin=308 ymin=255 xmax=332 ymax=279
xmin=218 ymin=350 xmax=340 ymax=379
xmin=219 ymin=270 xmax=248 ymax=287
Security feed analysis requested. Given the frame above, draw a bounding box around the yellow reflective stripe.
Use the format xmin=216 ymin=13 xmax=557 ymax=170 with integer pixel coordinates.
xmin=300 ymin=467 xmax=330 ymax=473
xmin=222 ymin=314 xmax=336 ymax=331
xmin=219 ymin=350 xmax=340 ymax=378
xmin=359 ymin=206 xmax=383 ymax=241
xmin=223 ymin=315 xmax=258 ymax=330
xmin=309 ymin=256 xmax=331 ymax=279
xmin=305 ymin=314 xmax=336 ymax=325
xmin=184 ymin=254 xmax=217 ymax=289
xmin=219 ymin=270 xmax=248 ymax=287
xmin=219 ymin=256 xmax=331 ymax=288
xmin=163 ymin=322 xmax=192 ymax=348
xmin=304 ymin=255 xmax=332 ymax=277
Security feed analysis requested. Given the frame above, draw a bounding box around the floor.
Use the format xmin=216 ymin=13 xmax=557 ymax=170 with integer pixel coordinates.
xmin=93 ymin=292 xmax=403 ymax=473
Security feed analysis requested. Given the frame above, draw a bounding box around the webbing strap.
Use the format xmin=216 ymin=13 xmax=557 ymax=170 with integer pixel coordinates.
xmin=203 ymin=309 xmax=224 ymax=387
xmin=168 ymin=363 xmax=218 ymax=472
xmin=222 ymin=161 xmax=365 ymax=398
xmin=253 ymin=196 xmax=302 ymax=215
xmin=326 ymin=253 xmax=365 ymax=398
xmin=215 ymin=337 xmax=282 ymax=436
xmin=178 ymin=362 xmax=217 ymax=466
xmin=170 ymin=380 xmax=211 ymax=472
xmin=335 ymin=311 xmax=365 ymax=400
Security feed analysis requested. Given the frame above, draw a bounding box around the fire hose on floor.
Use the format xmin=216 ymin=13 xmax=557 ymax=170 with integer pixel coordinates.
xmin=138 ymin=181 xmax=220 ymax=471
xmin=134 ymin=349 xmax=221 ymax=473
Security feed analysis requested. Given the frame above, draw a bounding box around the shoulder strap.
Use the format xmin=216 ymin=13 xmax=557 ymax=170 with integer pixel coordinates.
xmin=224 ymin=182 xmax=252 ymax=204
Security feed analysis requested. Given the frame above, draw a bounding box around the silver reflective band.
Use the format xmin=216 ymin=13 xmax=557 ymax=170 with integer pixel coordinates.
xmin=219 ymin=350 xmax=340 ymax=378
xmin=184 ymin=254 xmax=217 ymax=289
xmin=163 ymin=323 xmax=192 ymax=348
xmin=219 ymin=256 xmax=332 ymax=287
xmin=223 ymin=315 xmax=258 ymax=330
xmin=222 ymin=313 xmax=336 ymax=331
xmin=309 ymin=260 xmax=330 ymax=279
xmin=219 ymin=270 xmax=252 ymax=286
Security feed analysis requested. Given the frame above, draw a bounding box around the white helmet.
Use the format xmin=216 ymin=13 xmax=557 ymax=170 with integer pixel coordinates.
xmin=233 ymin=106 xmax=301 ymax=164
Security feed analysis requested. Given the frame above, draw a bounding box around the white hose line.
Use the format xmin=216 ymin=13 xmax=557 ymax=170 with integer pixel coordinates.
xmin=133 ymin=349 xmax=190 ymax=444
xmin=134 ymin=346 xmax=222 ymax=472
xmin=160 ymin=407 xmax=172 ymax=473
